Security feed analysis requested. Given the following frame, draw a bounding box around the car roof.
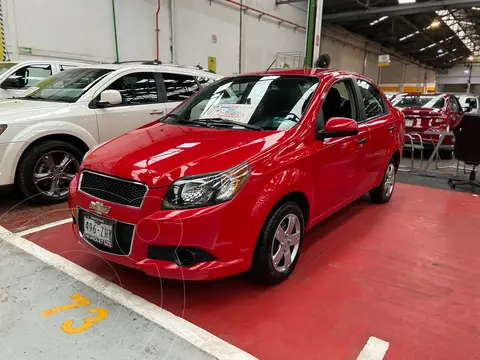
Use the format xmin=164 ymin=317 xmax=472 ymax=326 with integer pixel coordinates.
xmin=77 ymin=63 xmax=222 ymax=78
xmin=2 ymin=60 xmax=87 ymax=65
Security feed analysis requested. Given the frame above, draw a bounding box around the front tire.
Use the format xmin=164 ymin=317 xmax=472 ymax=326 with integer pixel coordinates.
xmin=250 ymin=202 xmax=305 ymax=285
xmin=369 ymin=159 xmax=396 ymax=204
xmin=16 ymin=140 xmax=82 ymax=205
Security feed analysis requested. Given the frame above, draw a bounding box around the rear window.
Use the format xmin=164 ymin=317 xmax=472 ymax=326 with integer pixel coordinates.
xmin=391 ymin=95 xmax=445 ymax=109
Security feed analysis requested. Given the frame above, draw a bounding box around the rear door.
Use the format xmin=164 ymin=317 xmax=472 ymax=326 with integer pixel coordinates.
xmin=94 ymin=71 xmax=167 ymax=142
xmin=449 ymin=95 xmax=463 ymax=129
xmin=159 ymin=72 xmax=201 ymax=115
xmin=354 ymin=78 xmax=393 ymax=191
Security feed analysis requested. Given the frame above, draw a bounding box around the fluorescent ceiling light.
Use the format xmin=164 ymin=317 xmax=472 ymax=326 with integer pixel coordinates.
xmin=398 ymin=0 xmax=415 ymax=3
xmin=473 ymin=7 xmax=480 ymax=10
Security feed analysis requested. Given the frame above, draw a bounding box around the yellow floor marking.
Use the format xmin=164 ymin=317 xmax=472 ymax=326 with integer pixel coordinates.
xmin=42 ymin=293 xmax=91 ymax=316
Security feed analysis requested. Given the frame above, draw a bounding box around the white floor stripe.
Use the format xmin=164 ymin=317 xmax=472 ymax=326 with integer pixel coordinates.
xmin=14 ymin=218 xmax=72 ymax=237
xmin=357 ymin=337 xmax=390 ymax=360
xmin=0 ymin=225 xmax=257 ymax=360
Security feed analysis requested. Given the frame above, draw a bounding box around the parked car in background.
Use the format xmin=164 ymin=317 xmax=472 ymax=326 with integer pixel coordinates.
xmin=391 ymin=92 xmax=463 ymax=157
xmin=458 ymin=94 xmax=480 ymax=114
xmin=0 ymin=62 xmax=222 ymax=204
xmin=0 ymin=60 xmax=86 ymax=99
xmin=69 ymin=68 xmax=405 ymax=284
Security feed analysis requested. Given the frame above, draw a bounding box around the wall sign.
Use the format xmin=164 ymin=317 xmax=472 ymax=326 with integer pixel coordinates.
xmin=378 ymin=54 xmax=391 ymax=67
xmin=212 ymin=34 xmax=217 ymax=44
xmin=208 ymin=56 xmax=217 ymax=73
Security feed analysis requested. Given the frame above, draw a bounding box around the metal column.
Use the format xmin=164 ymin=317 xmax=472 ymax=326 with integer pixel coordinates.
xmin=305 ymin=0 xmax=324 ymax=67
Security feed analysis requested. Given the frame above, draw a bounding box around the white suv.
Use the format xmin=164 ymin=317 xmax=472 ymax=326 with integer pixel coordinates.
xmin=0 ymin=62 xmax=222 ymax=204
xmin=0 ymin=60 xmax=86 ymax=99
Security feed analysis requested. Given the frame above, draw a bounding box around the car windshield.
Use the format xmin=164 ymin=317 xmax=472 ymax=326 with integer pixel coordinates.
xmin=0 ymin=62 xmax=17 ymax=76
xmin=391 ymin=95 xmax=445 ymax=109
xmin=163 ymin=75 xmax=319 ymax=131
xmin=21 ymin=68 xmax=113 ymax=103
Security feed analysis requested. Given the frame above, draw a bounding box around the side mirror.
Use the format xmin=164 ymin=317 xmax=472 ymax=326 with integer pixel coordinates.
xmin=1 ymin=77 xmax=23 ymax=89
xmin=97 ymin=90 xmax=122 ymax=107
xmin=317 ymin=117 xmax=359 ymax=140
xmin=463 ymin=106 xmax=472 ymax=113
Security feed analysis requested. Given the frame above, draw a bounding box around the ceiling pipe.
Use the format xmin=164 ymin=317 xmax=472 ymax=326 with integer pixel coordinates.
xmin=225 ymin=0 xmax=306 ymax=30
xmin=155 ymin=0 xmax=161 ymax=60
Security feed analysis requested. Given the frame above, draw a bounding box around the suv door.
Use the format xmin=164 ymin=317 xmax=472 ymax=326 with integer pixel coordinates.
xmin=93 ymin=71 xmax=166 ymax=142
xmin=160 ymin=72 xmax=201 ymax=114
xmin=312 ymin=77 xmax=366 ymax=218
xmin=354 ymin=78 xmax=393 ymax=191
xmin=0 ymin=63 xmax=53 ymax=98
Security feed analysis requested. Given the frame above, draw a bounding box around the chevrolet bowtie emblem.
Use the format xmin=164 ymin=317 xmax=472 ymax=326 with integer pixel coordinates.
xmin=89 ymin=201 xmax=111 ymax=215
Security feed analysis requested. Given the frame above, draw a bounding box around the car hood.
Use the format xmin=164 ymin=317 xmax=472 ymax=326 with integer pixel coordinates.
xmin=82 ymin=122 xmax=285 ymax=188
xmin=0 ymin=99 xmax=69 ymax=121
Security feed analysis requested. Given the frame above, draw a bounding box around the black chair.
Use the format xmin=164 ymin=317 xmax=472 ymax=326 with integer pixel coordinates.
xmin=448 ymin=113 xmax=480 ymax=190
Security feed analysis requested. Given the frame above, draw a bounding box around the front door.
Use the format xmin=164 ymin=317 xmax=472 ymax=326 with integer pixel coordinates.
xmin=312 ymin=78 xmax=365 ymax=218
xmin=94 ymin=72 xmax=166 ymax=142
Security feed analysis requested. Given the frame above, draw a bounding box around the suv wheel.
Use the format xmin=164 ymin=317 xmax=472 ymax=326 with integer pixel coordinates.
xmin=16 ymin=140 xmax=82 ymax=205
xmin=250 ymin=202 xmax=305 ymax=285
xmin=369 ymin=158 xmax=396 ymax=204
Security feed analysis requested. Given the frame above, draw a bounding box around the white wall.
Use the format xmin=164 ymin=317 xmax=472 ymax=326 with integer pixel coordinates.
xmin=1 ymin=0 xmax=434 ymax=82
xmin=1 ymin=0 xmax=307 ymax=74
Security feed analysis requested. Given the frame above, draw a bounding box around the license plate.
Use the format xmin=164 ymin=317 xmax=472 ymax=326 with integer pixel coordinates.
xmin=82 ymin=213 xmax=114 ymax=249
xmin=406 ymin=119 xmax=414 ymax=127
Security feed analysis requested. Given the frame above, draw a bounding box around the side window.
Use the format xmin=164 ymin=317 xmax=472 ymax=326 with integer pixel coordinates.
xmin=162 ymin=73 xmax=199 ymax=102
xmin=60 ymin=65 xmax=77 ymax=71
xmin=356 ymin=79 xmax=387 ymax=120
xmin=105 ymin=72 xmax=158 ymax=105
xmin=9 ymin=64 xmax=52 ymax=88
xmin=451 ymin=96 xmax=461 ymax=112
xmin=197 ymin=77 xmax=216 ymax=88
xmin=318 ymin=79 xmax=356 ymax=130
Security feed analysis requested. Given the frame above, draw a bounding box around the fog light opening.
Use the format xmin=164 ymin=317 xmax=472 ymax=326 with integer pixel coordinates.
xmin=174 ymin=249 xmax=196 ymax=267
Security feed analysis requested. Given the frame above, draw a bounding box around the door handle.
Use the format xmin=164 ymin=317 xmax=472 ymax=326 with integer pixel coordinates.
xmin=388 ymin=126 xmax=395 ymax=133
xmin=150 ymin=110 xmax=165 ymax=115
xmin=357 ymin=137 xmax=367 ymax=145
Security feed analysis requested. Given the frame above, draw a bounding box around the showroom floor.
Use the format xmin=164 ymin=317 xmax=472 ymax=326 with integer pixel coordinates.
xmin=1 ymin=156 xmax=480 ymax=359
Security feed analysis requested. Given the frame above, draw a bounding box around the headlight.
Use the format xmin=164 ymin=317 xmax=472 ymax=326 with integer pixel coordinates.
xmin=0 ymin=124 xmax=7 ymax=136
xmin=162 ymin=163 xmax=250 ymax=209
xmin=82 ymin=145 xmax=100 ymax=163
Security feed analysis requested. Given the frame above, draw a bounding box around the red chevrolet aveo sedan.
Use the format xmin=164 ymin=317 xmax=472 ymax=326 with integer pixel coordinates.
xmin=69 ymin=68 xmax=405 ymax=284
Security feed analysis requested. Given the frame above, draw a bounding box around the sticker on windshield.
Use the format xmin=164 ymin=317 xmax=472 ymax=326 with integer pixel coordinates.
xmin=200 ymin=104 xmax=257 ymax=123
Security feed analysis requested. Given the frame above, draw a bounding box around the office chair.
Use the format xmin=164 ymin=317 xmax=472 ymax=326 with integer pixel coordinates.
xmin=448 ymin=113 xmax=480 ymax=190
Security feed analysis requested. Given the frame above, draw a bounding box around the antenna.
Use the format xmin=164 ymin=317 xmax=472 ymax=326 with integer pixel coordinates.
xmin=265 ymin=59 xmax=277 ymax=72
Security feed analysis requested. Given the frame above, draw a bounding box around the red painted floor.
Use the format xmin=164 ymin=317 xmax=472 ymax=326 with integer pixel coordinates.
xmin=0 ymin=189 xmax=69 ymax=232
xmin=17 ymin=184 xmax=480 ymax=359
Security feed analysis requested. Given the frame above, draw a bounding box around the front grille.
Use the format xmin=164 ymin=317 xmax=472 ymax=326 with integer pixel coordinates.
xmin=78 ymin=209 xmax=134 ymax=255
xmin=80 ymin=171 xmax=147 ymax=207
xmin=147 ymin=246 xmax=215 ymax=267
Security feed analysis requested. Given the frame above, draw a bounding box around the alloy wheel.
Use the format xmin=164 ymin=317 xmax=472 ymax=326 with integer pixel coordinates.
xmin=33 ymin=151 xmax=79 ymax=199
xmin=271 ymin=213 xmax=301 ymax=273
xmin=385 ymin=163 xmax=395 ymax=197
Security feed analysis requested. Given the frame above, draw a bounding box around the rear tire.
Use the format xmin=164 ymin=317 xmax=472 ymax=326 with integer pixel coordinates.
xmin=16 ymin=140 xmax=83 ymax=205
xmin=250 ymin=202 xmax=305 ymax=285
xmin=369 ymin=159 xmax=396 ymax=204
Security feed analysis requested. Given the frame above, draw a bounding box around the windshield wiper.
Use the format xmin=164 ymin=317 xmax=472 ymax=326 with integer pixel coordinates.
xmin=163 ymin=114 xmax=212 ymax=128
xmin=193 ymin=117 xmax=263 ymax=131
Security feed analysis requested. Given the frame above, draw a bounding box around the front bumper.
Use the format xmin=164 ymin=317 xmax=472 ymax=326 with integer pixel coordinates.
xmin=69 ymin=176 xmax=256 ymax=281
xmin=0 ymin=142 xmax=26 ymax=186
